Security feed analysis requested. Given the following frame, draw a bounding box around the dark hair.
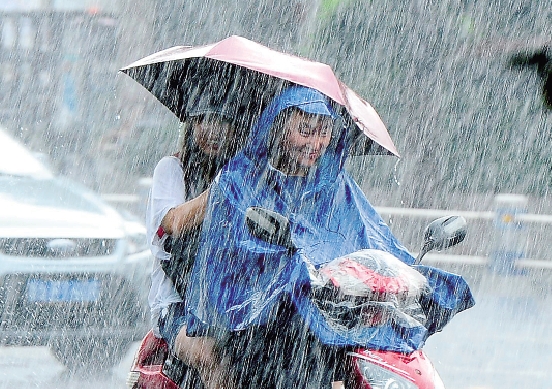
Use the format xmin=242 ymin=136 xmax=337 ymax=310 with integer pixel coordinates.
xmin=176 ymin=118 xmax=231 ymax=197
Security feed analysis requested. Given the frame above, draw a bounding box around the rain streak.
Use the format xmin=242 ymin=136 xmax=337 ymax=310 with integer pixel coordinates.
xmin=0 ymin=1 xmax=551 ymax=389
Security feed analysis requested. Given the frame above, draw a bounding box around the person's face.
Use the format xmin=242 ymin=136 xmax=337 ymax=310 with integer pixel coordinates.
xmin=191 ymin=115 xmax=236 ymax=157
xmin=277 ymin=110 xmax=333 ymax=174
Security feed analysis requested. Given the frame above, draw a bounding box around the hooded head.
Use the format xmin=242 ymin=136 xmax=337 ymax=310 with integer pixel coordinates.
xmin=244 ymin=86 xmax=348 ymax=185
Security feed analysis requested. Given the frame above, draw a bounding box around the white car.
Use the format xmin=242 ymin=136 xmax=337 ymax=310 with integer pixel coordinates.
xmin=0 ymin=129 xmax=151 ymax=370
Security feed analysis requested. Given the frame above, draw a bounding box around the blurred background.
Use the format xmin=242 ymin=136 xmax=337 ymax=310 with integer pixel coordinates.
xmin=3 ymin=0 xmax=551 ymax=208
xmin=0 ymin=0 xmax=551 ymax=388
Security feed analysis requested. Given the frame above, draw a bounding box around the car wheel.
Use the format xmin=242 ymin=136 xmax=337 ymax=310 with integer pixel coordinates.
xmin=50 ymin=336 xmax=131 ymax=372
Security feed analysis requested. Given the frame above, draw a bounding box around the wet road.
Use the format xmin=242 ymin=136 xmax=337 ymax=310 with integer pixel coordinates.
xmin=424 ymin=269 xmax=552 ymax=389
xmin=1 ymin=270 xmax=551 ymax=389
xmin=0 ymin=342 xmax=137 ymax=389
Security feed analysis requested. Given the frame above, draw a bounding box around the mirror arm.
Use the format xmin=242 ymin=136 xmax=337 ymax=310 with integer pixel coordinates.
xmin=414 ymin=241 xmax=433 ymax=265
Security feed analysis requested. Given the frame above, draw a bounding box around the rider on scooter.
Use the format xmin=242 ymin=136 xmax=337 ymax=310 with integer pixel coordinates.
xmin=183 ymin=86 xmax=418 ymax=387
xmin=143 ymin=86 xmax=475 ymax=389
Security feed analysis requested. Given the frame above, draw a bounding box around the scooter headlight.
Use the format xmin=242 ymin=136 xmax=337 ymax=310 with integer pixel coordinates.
xmin=357 ymin=358 xmax=419 ymax=389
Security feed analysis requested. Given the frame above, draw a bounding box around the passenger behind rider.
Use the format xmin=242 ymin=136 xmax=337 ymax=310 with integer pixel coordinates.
xmin=146 ymin=102 xmax=242 ymax=389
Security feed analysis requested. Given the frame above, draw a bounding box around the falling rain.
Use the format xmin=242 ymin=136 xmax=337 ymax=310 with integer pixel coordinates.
xmin=0 ymin=1 xmax=551 ymax=389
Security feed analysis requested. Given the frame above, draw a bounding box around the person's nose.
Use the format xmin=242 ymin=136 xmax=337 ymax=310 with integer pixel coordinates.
xmin=202 ymin=126 xmax=224 ymax=141
xmin=307 ymin=135 xmax=327 ymax=151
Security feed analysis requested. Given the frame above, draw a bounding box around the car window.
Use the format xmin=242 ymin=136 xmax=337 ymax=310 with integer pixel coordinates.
xmin=0 ymin=130 xmax=53 ymax=179
xmin=0 ymin=176 xmax=103 ymax=214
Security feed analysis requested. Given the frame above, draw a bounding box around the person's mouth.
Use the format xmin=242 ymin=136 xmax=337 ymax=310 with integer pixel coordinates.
xmin=206 ymin=140 xmax=223 ymax=149
xmin=303 ymin=149 xmax=321 ymax=160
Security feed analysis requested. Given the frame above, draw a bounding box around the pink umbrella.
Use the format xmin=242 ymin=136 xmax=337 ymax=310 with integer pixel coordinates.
xmin=120 ymin=35 xmax=399 ymax=156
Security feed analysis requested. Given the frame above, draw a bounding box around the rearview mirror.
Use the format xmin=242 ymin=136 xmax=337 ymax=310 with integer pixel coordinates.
xmin=245 ymin=207 xmax=296 ymax=252
xmin=414 ymin=215 xmax=467 ymax=264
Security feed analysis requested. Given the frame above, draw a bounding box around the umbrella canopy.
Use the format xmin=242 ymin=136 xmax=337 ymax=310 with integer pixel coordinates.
xmin=120 ymin=35 xmax=399 ymax=156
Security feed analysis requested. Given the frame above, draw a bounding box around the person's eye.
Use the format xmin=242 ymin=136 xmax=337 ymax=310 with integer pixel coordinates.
xmin=298 ymin=124 xmax=311 ymax=137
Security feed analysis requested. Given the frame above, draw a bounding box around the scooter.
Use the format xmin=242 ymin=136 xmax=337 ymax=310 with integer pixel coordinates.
xmin=127 ymin=211 xmax=469 ymax=389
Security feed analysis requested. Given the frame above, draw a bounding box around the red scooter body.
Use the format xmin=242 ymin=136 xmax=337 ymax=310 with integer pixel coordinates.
xmin=127 ymin=215 xmax=468 ymax=389
xmin=127 ymin=331 xmax=444 ymax=389
xmin=350 ymin=348 xmax=445 ymax=389
xmin=126 ymin=330 xmax=178 ymax=389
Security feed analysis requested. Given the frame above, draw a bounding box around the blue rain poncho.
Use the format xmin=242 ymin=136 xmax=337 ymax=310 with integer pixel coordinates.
xmin=185 ymin=86 xmax=474 ymax=352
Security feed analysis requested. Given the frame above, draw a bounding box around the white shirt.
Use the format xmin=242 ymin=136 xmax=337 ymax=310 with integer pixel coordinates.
xmin=146 ymin=156 xmax=191 ymax=336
